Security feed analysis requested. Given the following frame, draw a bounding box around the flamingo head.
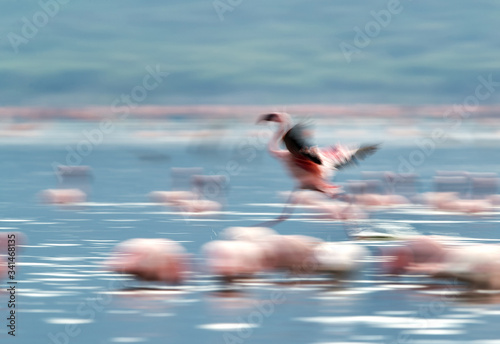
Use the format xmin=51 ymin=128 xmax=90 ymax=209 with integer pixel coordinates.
xmin=256 ymin=112 xmax=291 ymax=125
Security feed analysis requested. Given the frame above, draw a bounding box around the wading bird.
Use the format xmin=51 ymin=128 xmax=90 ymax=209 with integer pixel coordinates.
xmin=106 ymin=238 xmax=189 ymax=284
xmin=257 ymin=112 xmax=379 ymax=224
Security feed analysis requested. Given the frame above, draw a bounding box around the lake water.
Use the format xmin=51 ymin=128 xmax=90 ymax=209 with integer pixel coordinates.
xmin=1 ymin=117 xmax=500 ymax=344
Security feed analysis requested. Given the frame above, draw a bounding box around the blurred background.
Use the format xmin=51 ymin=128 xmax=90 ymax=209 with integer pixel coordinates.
xmin=1 ymin=0 xmax=500 ymax=106
xmin=1 ymin=1 xmax=500 ymax=344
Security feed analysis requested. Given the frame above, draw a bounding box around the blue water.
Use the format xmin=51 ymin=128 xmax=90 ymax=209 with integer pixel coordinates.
xmin=1 ymin=119 xmax=500 ymax=344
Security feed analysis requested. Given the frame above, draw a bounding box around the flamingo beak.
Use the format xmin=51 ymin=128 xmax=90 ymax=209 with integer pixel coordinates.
xmin=256 ymin=113 xmax=279 ymax=124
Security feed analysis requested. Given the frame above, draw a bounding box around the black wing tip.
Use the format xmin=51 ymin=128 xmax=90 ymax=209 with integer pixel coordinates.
xmin=353 ymin=143 xmax=381 ymax=162
xmin=359 ymin=143 xmax=381 ymax=154
xmin=361 ymin=142 xmax=381 ymax=149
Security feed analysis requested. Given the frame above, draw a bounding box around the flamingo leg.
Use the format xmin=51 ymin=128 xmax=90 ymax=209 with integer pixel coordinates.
xmin=253 ymin=188 xmax=298 ymax=227
xmin=333 ymin=191 xmax=365 ymax=240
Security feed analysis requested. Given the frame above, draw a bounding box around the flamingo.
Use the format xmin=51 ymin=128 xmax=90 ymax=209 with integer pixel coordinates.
xmin=418 ymin=172 xmax=494 ymax=214
xmin=217 ymin=227 xmax=366 ymax=283
xmin=257 ymin=112 xmax=379 ymax=224
xmin=105 ymin=238 xmax=189 ymax=284
xmin=381 ymin=236 xmax=448 ymax=275
xmin=207 ymin=228 xmax=324 ymax=282
xmin=382 ymin=236 xmax=500 ymax=289
xmin=202 ymin=240 xmax=267 ymax=283
xmin=313 ymin=241 xmax=368 ymax=280
xmin=39 ymin=165 xmax=92 ymax=205
xmin=347 ymin=176 xmax=409 ymax=207
xmin=148 ymin=169 xmax=226 ymax=213
xmin=290 ymin=190 xmax=367 ymax=220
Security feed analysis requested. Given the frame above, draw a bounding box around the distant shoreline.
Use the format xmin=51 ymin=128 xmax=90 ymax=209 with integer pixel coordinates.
xmin=1 ymin=104 xmax=499 ymax=121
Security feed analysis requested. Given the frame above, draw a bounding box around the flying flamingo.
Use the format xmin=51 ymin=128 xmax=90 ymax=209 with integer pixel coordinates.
xmin=257 ymin=112 xmax=379 ymax=224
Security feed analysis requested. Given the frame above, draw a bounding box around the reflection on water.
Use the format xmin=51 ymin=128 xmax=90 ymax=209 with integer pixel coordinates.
xmin=1 ymin=119 xmax=500 ymax=343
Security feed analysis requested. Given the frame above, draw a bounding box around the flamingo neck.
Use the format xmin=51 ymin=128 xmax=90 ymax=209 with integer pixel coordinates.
xmin=269 ymin=121 xmax=289 ymax=154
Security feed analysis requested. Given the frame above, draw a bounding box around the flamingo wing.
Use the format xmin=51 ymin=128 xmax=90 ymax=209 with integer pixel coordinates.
xmin=320 ymin=143 xmax=380 ymax=170
xmin=282 ymin=123 xmax=322 ymax=165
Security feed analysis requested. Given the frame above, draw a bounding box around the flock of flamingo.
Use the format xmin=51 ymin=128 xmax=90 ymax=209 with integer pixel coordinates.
xmin=2 ymin=112 xmax=500 ymax=292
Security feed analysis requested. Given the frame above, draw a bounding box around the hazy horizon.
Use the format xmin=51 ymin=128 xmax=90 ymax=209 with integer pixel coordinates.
xmin=1 ymin=1 xmax=500 ymax=107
